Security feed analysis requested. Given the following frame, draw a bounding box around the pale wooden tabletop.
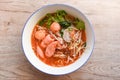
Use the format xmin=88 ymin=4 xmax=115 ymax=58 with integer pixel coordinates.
xmin=0 ymin=0 xmax=120 ymax=80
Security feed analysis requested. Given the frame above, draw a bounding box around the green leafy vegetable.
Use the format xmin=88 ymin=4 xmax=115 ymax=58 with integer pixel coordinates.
xmin=55 ymin=10 xmax=67 ymax=22
xmin=39 ymin=10 xmax=67 ymax=28
xmin=46 ymin=18 xmax=53 ymax=28
xmin=57 ymin=15 xmax=65 ymax=22
xmin=73 ymin=18 xmax=79 ymax=24
xmin=60 ymin=29 xmax=64 ymax=37
xmin=51 ymin=16 xmax=59 ymax=22
xmin=76 ymin=21 xmax=85 ymax=30
xmin=39 ymin=13 xmax=53 ymax=28
xmin=39 ymin=18 xmax=47 ymax=26
xmin=57 ymin=10 xmax=67 ymax=17
xmin=59 ymin=21 xmax=71 ymax=29
xmin=39 ymin=10 xmax=85 ymax=30
xmin=73 ymin=18 xmax=85 ymax=30
xmin=45 ymin=13 xmax=53 ymax=28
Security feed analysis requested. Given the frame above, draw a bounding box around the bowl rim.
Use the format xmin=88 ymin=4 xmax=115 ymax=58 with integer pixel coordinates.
xmin=21 ymin=4 xmax=95 ymax=75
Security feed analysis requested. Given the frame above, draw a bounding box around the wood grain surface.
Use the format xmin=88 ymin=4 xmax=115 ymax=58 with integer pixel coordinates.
xmin=0 ymin=0 xmax=120 ymax=80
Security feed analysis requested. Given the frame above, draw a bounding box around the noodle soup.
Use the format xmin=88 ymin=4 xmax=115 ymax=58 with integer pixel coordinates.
xmin=31 ymin=10 xmax=86 ymax=67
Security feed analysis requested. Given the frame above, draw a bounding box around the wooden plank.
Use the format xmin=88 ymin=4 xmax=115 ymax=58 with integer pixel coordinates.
xmin=0 ymin=0 xmax=120 ymax=80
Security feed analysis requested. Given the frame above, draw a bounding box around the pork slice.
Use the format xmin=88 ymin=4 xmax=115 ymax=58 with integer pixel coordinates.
xmin=37 ymin=45 xmax=44 ymax=59
xmin=40 ymin=34 xmax=54 ymax=48
xmin=45 ymin=41 xmax=58 ymax=57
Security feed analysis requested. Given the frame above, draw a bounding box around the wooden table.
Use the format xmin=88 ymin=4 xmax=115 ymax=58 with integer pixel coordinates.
xmin=0 ymin=0 xmax=120 ymax=80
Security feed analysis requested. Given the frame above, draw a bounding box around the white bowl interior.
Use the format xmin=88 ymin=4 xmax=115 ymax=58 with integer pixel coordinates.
xmin=22 ymin=4 xmax=95 ymax=75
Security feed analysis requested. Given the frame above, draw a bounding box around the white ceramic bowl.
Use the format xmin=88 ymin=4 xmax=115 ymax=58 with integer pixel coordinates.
xmin=22 ymin=4 xmax=95 ymax=75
